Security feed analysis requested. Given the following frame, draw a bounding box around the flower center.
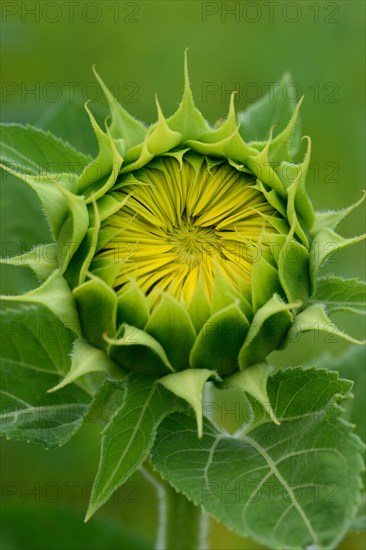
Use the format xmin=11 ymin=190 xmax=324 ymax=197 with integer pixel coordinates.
xmin=167 ymin=220 xmax=221 ymax=269
xmin=94 ymin=155 xmax=277 ymax=305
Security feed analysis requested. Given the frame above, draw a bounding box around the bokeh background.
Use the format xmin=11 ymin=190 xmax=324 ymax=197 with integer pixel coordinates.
xmin=1 ymin=1 xmax=365 ymax=549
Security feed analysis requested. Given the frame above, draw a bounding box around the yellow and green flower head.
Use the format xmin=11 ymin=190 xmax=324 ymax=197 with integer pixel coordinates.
xmin=2 ymin=54 xmax=364 ymax=435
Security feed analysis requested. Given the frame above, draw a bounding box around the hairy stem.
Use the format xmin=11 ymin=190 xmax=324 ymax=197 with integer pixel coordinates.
xmin=141 ymin=464 xmax=209 ymax=550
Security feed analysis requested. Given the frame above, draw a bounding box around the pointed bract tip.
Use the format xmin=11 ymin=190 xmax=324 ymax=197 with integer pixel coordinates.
xmin=296 ymin=95 xmax=305 ymax=111
xmin=154 ymin=94 xmax=164 ymax=120
xmin=84 ymin=509 xmax=93 ymax=523
xmin=228 ymin=91 xmax=237 ymax=116
xmin=197 ymin=419 xmax=203 ymax=439
xmin=268 ymin=124 xmax=276 ymax=142
xmin=46 ymin=383 xmax=62 ymax=394
xmin=183 ymin=49 xmax=191 ymax=92
xmin=92 ymin=64 xmax=102 ymax=82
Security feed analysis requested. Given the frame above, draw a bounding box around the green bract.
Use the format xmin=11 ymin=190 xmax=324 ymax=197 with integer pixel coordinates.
xmin=1 ymin=57 xmax=365 ymax=437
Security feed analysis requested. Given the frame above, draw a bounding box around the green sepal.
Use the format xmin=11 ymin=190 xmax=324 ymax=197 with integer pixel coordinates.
xmin=278 ymin=238 xmax=310 ymax=306
xmin=187 ymin=94 xmax=257 ymax=163
xmin=239 ymin=294 xmax=297 ymax=367
xmin=311 ymin=192 xmax=365 ymax=236
xmin=251 ymin=256 xmax=281 ymax=310
xmin=104 ymin=325 xmax=174 ymax=376
xmin=222 ymin=363 xmax=279 ymax=425
xmin=242 ymin=96 xmax=303 ymax=190
xmin=0 ymin=244 xmax=58 ymax=282
xmin=85 ymin=126 xmax=123 ymax=204
xmin=91 ymin=262 xmax=122 ymax=287
xmin=55 ymin=184 xmax=89 ymax=271
xmin=117 ymin=282 xmax=150 ymax=329
xmin=64 ymin=202 xmax=100 ymax=288
xmin=145 ymin=97 xmax=182 ymax=155
xmin=0 ymin=123 xmax=90 ymax=179
xmin=286 ymin=303 xmax=365 ymax=345
xmin=253 ymin=179 xmax=287 ymax=218
xmin=238 ymin=72 xmax=301 ymax=158
xmin=95 ymin=192 xmax=127 ymax=221
xmin=279 ymin=136 xmax=314 ymax=243
xmin=73 ymin=275 xmax=117 ymax=349
xmin=0 ymin=166 xmax=79 ymax=243
xmin=187 ymin=272 xmax=211 ymax=333
xmin=145 ymin=294 xmax=196 ymax=371
xmin=190 ymin=303 xmax=249 ymax=376
xmin=266 ymin=97 xmax=303 ymax=164
xmin=309 ymin=228 xmax=366 ymax=292
xmin=93 ymin=67 xmax=146 ymax=151
xmin=120 ymin=99 xmax=182 ymax=173
xmin=159 ymin=369 xmax=220 ymax=438
xmin=246 ymin=130 xmax=284 ymax=196
xmin=94 ymin=227 xmax=122 ymax=254
xmin=48 ymin=338 xmax=122 ymax=392
xmin=0 ymin=164 xmax=90 ymax=271
xmin=1 ymin=270 xmax=81 ymax=334
xmin=211 ymin=262 xmax=252 ymax=319
xmin=77 ymin=103 xmax=115 ymax=194
xmin=167 ymin=51 xmax=209 ymax=142
xmin=203 ymin=93 xmax=238 ymax=142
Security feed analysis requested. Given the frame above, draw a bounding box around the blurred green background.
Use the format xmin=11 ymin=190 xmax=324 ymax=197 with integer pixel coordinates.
xmin=1 ymin=1 xmax=365 ymax=548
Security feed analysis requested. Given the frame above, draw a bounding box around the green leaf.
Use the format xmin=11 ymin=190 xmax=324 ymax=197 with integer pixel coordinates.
xmin=1 ymin=270 xmax=81 ymax=335
xmin=0 ymin=244 xmax=58 ymax=282
xmin=0 ymin=123 xmax=89 ymax=176
xmin=287 ymin=304 xmax=365 ymax=346
xmin=309 ymin=228 xmax=365 ymax=290
xmin=349 ymin=494 xmax=366 ymax=533
xmin=0 ymin=172 xmax=51 ymax=294
xmin=305 ymin=345 xmax=366 ymax=443
xmin=151 ymin=368 xmax=364 ymax=550
xmin=34 ymin=93 xmax=100 ymax=155
xmin=0 ymin=304 xmax=90 ymax=448
xmin=85 ymin=374 xmax=183 ymax=521
xmin=311 ymin=192 xmax=365 ymax=236
xmin=313 ymin=276 xmax=366 ymax=315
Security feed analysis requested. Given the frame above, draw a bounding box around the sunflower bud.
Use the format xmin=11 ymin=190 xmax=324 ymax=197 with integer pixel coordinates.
xmin=1 ymin=54 xmax=364 ymax=435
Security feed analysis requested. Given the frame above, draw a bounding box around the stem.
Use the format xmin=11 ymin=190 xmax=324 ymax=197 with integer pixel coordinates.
xmin=141 ymin=464 xmax=209 ymax=550
xmin=164 ymin=487 xmax=208 ymax=550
